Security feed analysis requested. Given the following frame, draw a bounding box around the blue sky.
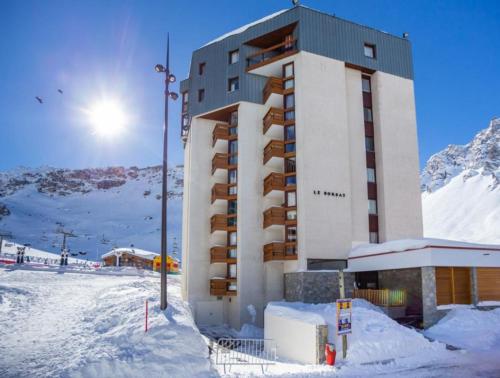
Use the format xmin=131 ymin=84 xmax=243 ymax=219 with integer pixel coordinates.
xmin=1 ymin=0 xmax=499 ymax=171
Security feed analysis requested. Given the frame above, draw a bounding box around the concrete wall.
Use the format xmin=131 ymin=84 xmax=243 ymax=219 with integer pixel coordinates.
xmin=264 ymin=310 xmax=328 ymax=364
xmin=378 ymin=268 xmax=422 ymax=315
xmin=284 ymin=271 xmax=355 ymax=303
xmin=371 ymin=71 xmax=423 ymax=242
xmin=295 ymin=52 xmax=354 ymax=265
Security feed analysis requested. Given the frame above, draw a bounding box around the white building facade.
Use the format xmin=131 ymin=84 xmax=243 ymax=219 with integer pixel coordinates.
xmin=180 ymin=6 xmax=422 ymax=329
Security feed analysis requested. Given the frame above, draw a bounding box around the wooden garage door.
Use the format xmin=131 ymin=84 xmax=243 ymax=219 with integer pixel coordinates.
xmin=477 ymin=268 xmax=500 ymax=301
xmin=436 ymin=267 xmax=471 ymax=305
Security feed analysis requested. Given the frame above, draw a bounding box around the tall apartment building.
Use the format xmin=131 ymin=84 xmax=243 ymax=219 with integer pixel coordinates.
xmin=180 ymin=5 xmax=423 ymax=329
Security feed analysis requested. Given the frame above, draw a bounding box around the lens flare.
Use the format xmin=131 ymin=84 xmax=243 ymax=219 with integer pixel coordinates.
xmin=87 ymin=100 xmax=127 ymax=137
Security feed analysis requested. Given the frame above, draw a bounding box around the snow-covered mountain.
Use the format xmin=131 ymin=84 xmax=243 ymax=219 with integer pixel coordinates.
xmin=421 ymin=118 xmax=500 ymax=243
xmin=0 ymin=165 xmax=183 ymax=258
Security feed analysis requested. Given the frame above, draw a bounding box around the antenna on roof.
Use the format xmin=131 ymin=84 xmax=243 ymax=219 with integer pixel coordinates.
xmin=292 ymin=0 xmax=300 ymax=6
xmin=402 ymin=32 xmax=409 ymax=39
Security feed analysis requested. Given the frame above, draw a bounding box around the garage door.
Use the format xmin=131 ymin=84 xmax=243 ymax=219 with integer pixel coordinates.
xmin=477 ymin=268 xmax=500 ymax=302
xmin=436 ymin=267 xmax=471 ymax=305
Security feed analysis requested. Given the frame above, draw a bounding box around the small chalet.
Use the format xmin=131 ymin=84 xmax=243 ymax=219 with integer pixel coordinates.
xmin=101 ymin=248 xmax=159 ymax=270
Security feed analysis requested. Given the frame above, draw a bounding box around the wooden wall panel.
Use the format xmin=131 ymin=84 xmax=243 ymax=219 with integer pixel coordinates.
xmin=435 ymin=267 xmax=471 ymax=305
xmin=436 ymin=267 xmax=452 ymax=306
xmin=477 ymin=268 xmax=500 ymax=301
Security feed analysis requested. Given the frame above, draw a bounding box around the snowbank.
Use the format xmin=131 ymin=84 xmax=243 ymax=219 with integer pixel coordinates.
xmin=0 ymin=269 xmax=215 ymax=377
xmin=425 ymin=307 xmax=500 ymax=351
xmin=267 ymin=299 xmax=445 ymax=364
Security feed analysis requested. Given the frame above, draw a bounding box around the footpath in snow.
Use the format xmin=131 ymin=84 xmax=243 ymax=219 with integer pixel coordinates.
xmin=0 ymin=268 xmax=215 ymax=378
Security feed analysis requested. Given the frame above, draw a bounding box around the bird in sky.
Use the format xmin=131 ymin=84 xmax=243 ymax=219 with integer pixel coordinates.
xmin=35 ymin=96 xmax=43 ymax=104
xmin=57 ymin=89 xmax=63 ymax=94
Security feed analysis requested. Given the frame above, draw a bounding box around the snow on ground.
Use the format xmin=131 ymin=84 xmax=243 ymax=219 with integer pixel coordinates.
xmin=425 ymin=307 xmax=500 ymax=351
xmin=0 ymin=267 xmax=215 ymax=378
xmin=213 ymin=300 xmax=500 ymax=377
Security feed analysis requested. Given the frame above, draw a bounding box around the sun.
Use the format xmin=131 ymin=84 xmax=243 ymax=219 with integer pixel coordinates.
xmin=87 ymin=100 xmax=127 ymax=137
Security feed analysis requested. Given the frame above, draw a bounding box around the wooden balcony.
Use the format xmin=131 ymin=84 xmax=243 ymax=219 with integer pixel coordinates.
xmin=263 ymin=107 xmax=284 ymax=135
xmin=263 ymin=242 xmax=298 ymax=262
xmin=263 ymin=207 xmax=286 ymax=228
xmin=246 ymin=38 xmax=298 ymax=72
xmin=211 ymin=183 xmax=235 ymax=204
xmin=212 ymin=123 xmax=230 ymax=148
xmin=264 ymin=172 xmax=285 ymax=196
xmin=211 ymin=214 xmax=229 ymax=233
xmin=210 ymin=278 xmax=237 ymax=296
xmin=263 ymin=77 xmax=284 ymax=103
xmin=210 ymin=246 xmax=237 ymax=264
xmin=264 ymin=140 xmax=284 ymax=165
xmin=212 ymin=153 xmax=229 ymax=174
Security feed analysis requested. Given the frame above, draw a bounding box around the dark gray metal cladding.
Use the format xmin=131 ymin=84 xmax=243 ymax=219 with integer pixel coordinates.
xmin=180 ymin=6 xmax=413 ymax=118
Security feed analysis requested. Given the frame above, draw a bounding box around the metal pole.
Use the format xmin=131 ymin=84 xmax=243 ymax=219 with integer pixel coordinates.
xmin=160 ymin=34 xmax=170 ymax=310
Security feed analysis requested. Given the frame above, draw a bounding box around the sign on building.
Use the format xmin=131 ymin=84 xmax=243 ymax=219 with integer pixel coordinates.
xmin=336 ymin=299 xmax=352 ymax=335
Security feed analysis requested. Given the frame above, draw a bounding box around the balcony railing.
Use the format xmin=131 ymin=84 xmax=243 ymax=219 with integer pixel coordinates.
xmin=263 ymin=107 xmax=285 ymax=134
xmin=264 ymin=140 xmax=284 ymax=165
xmin=212 ymin=123 xmax=230 ymax=147
xmin=210 ymin=278 xmax=237 ymax=296
xmin=353 ymin=289 xmax=407 ymax=307
xmin=246 ymin=38 xmax=298 ymax=71
xmin=210 ymin=246 xmax=237 ymax=264
xmin=210 ymin=214 xmax=230 ymax=233
xmin=212 ymin=153 xmax=229 ymax=174
xmin=263 ymin=77 xmax=284 ymax=103
xmin=263 ymin=172 xmax=285 ymax=195
xmin=263 ymin=207 xmax=286 ymax=228
xmin=263 ymin=242 xmax=297 ymax=262
xmin=211 ymin=183 xmax=234 ymax=203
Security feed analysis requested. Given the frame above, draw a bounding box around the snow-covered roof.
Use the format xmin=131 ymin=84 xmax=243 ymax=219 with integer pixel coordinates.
xmin=202 ymin=9 xmax=288 ymax=47
xmin=349 ymin=238 xmax=500 ymax=259
xmin=101 ymin=248 xmax=159 ymax=261
xmin=348 ymin=238 xmax=500 ymax=272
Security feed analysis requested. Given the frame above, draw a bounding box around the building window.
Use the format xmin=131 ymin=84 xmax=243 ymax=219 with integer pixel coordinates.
xmin=198 ymin=62 xmax=206 ymax=75
xmin=284 ymin=78 xmax=294 ymax=90
xmin=230 ymin=111 xmax=238 ymax=126
xmin=229 ymin=231 xmax=237 ymax=246
xmin=228 ymin=264 xmax=237 ymax=278
xmin=368 ymin=199 xmax=378 ymax=215
xmin=182 ymin=92 xmax=189 ymax=112
xmin=228 ymin=169 xmax=237 ymax=184
xmin=287 ymin=209 xmax=297 ymax=221
xmin=228 ymin=247 xmax=237 ymax=258
xmin=365 ymin=136 xmax=375 ymax=152
xmin=362 ymin=76 xmax=371 ymax=93
xmin=285 ymin=125 xmax=295 ymax=140
xmin=364 ymin=107 xmax=373 ymax=122
xmin=228 ymin=77 xmax=239 ymax=92
xmin=284 ymin=93 xmax=295 ymax=108
xmin=285 ymin=142 xmax=296 ymax=154
xmin=286 ymin=226 xmax=297 ymax=241
xmin=364 ymin=44 xmax=376 ymax=59
xmin=285 ymin=157 xmax=296 ymax=173
xmin=229 ymin=49 xmax=239 ymax=64
xmin=228 ymin=200 xmax=237 ymax=214
xmin=283 ymin=62 xmax=294 ymax=78
xmin=198 ymin=89 xmax=205 ymax=102
xmin=228 ymin=217 xmax=237 ymax=227
xmin=369 ymin=232 xmax=379 ymax=243
xmin=285 ymin=175 xmax=296 ymax=186
xmin=286 ymin=191 xmax=296 ymax=207
xmin=367 ymin=168 xmax=376 ymax=183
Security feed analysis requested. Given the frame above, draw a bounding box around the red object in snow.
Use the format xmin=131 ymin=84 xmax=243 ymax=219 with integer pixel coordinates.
xmin=325 ymin=343 xmax=336 ymax=366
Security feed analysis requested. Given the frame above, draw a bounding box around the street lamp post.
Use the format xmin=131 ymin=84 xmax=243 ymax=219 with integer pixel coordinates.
xmin=155 ymin=34 xmax=178 ymax=310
